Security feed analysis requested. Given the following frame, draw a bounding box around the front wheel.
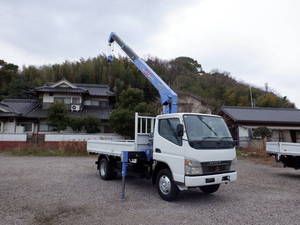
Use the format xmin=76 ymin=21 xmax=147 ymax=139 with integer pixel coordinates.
xmin=199 ymin=184 xmax=220 ymax=194
xmin=156 ymin=169 xmax=179 ymax=201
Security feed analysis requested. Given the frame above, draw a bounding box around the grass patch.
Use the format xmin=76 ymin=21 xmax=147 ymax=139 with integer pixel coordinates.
xmin=237 ymin=141 xmax=281 ymax=167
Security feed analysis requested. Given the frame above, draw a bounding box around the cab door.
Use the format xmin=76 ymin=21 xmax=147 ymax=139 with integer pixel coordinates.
xmin=153 ymin=117 xmax=185 ymax=183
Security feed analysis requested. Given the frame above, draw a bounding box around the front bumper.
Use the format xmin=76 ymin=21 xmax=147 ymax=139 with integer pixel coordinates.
xmin=185 ymin=172 xmax=237 ymax=187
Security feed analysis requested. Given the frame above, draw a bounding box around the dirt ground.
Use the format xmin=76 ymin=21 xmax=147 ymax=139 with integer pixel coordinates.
xmin=0 ymin=155 xmax=299 ymax=225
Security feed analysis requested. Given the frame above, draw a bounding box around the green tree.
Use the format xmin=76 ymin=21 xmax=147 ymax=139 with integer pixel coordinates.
xmin=48 ymin=103 xmax=69 ymax=132
xmin=253 ymin=127 xmax=272 ymax=139
xmin=69 ymin=117 xmax=85 ymax=132
xmin=0 ymin=60 xmax=19 ymax=99
xmin=256 ymin=93 xmax=294 ymax=108
xmin=117 ymin=87 xmax=144 ymax=109
xmin=84 ymin=116 xmax=101 ymax=133
xmin=109 ymin=108 xmax=134 ymax=137
xmin=0 ymin=60 xmax=18 ymax=85
xmin=0 ymin=56 xmax=296 ymax=113
xmin=173 ymin=56 xmax=203 ymax=74
xmin=109 ymin=88 xmax=156 ymax=138
xmin=253 ymin=126 xmax=272 ymax=149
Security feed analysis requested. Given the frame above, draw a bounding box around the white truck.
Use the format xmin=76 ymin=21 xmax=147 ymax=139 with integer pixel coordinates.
xmin=87 ymin=33 xmax=237 ymax=201
xmin=88 ymin=112 xmax=237 ymax=201
xmin=266 ymin=142 xmax=300 ymax=169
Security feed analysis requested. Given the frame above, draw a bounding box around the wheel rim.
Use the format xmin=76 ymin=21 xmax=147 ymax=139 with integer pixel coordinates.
xmin=159 ymin=175 xmax=171 ymax=195
xmin=100 ymin=161 xmax=106 ymax=177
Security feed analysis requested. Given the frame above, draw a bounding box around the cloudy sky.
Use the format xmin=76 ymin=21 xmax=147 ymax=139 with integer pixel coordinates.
xmin=1 ymin=0 xmax=300 ymax=106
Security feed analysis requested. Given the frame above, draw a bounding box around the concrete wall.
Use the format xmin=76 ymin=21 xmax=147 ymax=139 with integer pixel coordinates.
xmin=45 ymin=133 xmax=123 ymax=141
xmin=0 ymin=133 xmax=122 ymax=151
xmin=237 ymin=126 xmax=300 ymax=148
xmin=178 ymin=95 xmax=211 ymax=114
xmin=0 ymin=134 xmax=27 ymax=141
xmin=0 ymin=134 xmax=27 ymax=150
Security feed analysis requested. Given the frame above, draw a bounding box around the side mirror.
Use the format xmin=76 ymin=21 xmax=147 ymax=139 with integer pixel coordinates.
xmin=176 ymin=124 xmax=184 ymax=137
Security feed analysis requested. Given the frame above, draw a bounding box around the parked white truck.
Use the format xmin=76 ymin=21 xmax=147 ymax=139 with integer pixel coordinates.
xmin=87 ymin=33 xmax=237 ymax=201
xmin=88 ymin=113 xmax=237 ymax=201
xmin=266 ymin=142 xmax=300 ymax=169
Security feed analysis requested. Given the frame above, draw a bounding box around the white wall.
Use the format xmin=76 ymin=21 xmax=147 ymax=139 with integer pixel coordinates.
xmin=45 ymin=133 xmax=123 ymax=142
xmin=0 ymin=134 xmax=27 ymax=141
xmin=3 ymin=122 xmax=15 ymax=133
xmin=238 ymin=126 xmax=249 ymax=137
xmin=16 ymin=126 xmax=24 ymax=133
xmin=43 ymin=93 xmax=82 ymax=103
xmin=43 ymin=93 xmax=54 ymax=103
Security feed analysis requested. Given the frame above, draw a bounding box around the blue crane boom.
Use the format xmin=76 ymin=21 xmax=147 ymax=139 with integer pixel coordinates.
xmin=108 ymin=32 xmax=177 ymax=114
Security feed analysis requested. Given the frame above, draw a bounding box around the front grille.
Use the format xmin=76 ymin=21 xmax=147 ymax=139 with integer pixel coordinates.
xmin=201 ymin=160 xmax=231 ymax=175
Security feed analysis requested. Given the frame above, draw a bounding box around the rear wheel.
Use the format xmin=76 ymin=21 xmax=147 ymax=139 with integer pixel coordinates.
xmin=156 ymin=169 xmax=179 ymax=201
xmin=99 ymin=158 xmax=115 ymax=180
xmin=199 ymin=184 xmax=220 ymax=194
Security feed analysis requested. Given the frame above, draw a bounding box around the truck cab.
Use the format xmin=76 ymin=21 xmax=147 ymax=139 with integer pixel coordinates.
xmin=153 ymin=113 xmax=237 ymax=200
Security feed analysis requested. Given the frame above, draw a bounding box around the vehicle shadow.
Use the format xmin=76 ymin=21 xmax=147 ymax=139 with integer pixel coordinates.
xmin=275 ymin=172 xmax=300 ymax=179
xmin=109 ymin=175 xmax=231 ymax=203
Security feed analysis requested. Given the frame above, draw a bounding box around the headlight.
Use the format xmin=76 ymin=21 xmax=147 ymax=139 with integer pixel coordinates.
xmin=230 ymin=158 xmax=237 ymax=171
xmin=185 ymin=159 xmax=203 ymax=175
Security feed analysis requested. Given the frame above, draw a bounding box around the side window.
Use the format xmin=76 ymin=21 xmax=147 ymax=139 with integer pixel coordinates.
xmin=158 ymin=118 xmax=182 ymax=146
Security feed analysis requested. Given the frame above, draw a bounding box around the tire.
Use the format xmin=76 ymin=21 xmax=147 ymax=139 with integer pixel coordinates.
xmin=199 ymin=184 xmax=220 ymax=194
xmin=99 ymin=158 xmax=115 ymax=180
xmin=156 ymin=169 xmax=179 ymax=201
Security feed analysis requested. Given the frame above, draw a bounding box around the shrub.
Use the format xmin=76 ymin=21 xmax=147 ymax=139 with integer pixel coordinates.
xmin=253 ymin=127 xmax=272 ymax=139
xmin=109 ymin=88 xmax=156 ymax=138
xmin=69 ymin=117 xmax=85 ymax=132
xmin=48 ymin=102 xmax=69 ymax=132
xmin=84 ymin=116 xmax=101 ymax=133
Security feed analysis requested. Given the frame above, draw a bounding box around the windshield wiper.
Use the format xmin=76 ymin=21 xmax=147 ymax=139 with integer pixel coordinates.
xmin=201 ymin=137 xmax=219 ymax=140
xmin=191 ymin=136 xmax=233 ymax=142
xmin=219 ymin=136 xmax=233 ymax=140
xmin=189 ymin=137 xmax=218 ymax=142
xmin=196 ymin=117 xmax=218 ymax=136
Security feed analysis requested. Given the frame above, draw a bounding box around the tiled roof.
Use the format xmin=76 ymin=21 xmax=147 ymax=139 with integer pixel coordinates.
xmin=35 ymin=80 xmax=115 ymax=97
xmin=35 ymin=87 xmax=88 ymax=94
xmin=0 ymin=103 xmax=16 ymax=113
xmin=75 ymin=84 xmax=115 ymax=96
xmin=221 ymin=106 xmax=300 ymax=124
xmin=0 ymin=99 xmax=39 ymax=117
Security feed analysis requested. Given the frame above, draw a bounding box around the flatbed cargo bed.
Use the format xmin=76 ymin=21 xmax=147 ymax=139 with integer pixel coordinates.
xmin=87 ymin=140 xmax=136 ymax=156
xmin=266 ymin=142 xmax=300 ymax=156
xmin=87 ymin=113 xmax=156 ymax=157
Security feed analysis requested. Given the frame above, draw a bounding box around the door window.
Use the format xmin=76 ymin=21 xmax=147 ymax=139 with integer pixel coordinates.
xmin=158 ymin=118 xmax=182 ymax=146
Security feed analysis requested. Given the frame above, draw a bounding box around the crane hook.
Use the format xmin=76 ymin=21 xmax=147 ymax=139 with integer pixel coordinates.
xmin=107 ymin=43 xmax=114 ymax=63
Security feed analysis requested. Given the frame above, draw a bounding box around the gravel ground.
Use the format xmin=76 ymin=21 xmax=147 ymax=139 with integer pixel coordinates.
xmin=0 ymin=155 xmax=300 ymax=225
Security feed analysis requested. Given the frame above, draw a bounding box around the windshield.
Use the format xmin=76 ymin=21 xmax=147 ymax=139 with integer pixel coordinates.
xmin=183 ymin=115 xmax=234 ymax=149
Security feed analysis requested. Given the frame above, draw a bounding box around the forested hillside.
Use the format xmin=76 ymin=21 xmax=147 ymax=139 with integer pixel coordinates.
xmin=0 ymin=56 xmax=294 ymax=112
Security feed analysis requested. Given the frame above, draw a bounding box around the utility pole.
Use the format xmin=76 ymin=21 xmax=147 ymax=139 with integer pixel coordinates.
xmin=249 ymin=86 xmax=254 ymax=108
xmin=265 ymin=83 xmax=269 ymax=92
